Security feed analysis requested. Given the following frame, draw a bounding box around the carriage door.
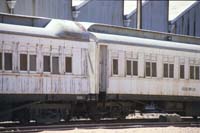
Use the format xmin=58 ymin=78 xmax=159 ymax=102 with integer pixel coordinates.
xmin=99 ymin=45 xmax=108 ymax=98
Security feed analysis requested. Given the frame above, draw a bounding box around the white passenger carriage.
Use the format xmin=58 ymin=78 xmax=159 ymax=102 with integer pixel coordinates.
xmin=0 ymin=13 xmax=98 ymax=123
xmin=94 ymin=32 xmax=200 ymax=97
xmin=0 ymin=13 xmax=200 ymax=123
xmin=0 ymin=15 xmax=97 ymax=95
xmin=85 ymin=23 xmax=200 ymax=117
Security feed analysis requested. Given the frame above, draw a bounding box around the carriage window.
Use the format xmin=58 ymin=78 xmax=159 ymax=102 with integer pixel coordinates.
xmin=190 ymin=66 xmax=200 ymax=80
xmin=133 ymin=61 xmax=138 ymax=76
xmin=20 ymin=54 xmax=27 ymax=71
xmin=113 ymin=59 xmax=118 ymax=75
xmin=190 ymin=66 xmax=194 ymax=79
xmin=146 ymin=62 xmax=156 ymax=77
xmin=152 ymin=62 xmax=157 ymax=77
xmin=163 ymin=63 xmax=168 ymax=77
xmin=43 ymin=56 xmax=50 ymax=72
xmin=30 ymin=55 xmax=36 ymax=71
xmin=4 ymin=53 xmax=12 ymax=70
xmin=126 ymin=60 xmax=131 ymax=75
xmin=163 ymin=63 xmax=173 ymax=78
xmin=169 ymin=64 xmax=174 ymax=78
xmin=195 ymin=66 xmax=199 ymax=80
xmin=180 ymin=65 xmax=184 ymax=79
xmin=52 ymin=56 xmax=59 ymax=74
xmin=146 ymin=62 xmax=151 ymax=77
xmin=0 ymin=53 xmax=2 ymax=70
xmin=65 ymin=57 xmax=72 ymax=73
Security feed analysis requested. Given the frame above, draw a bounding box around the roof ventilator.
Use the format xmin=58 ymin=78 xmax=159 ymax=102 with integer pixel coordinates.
xmin=6 ymin=0 xmax=17 ymax=14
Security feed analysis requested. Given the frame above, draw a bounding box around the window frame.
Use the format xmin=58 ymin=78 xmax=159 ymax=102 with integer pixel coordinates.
xmin=126 ymin=59 xmax=132 ymax=77
xmin=65 ymin=56 xmax=73 ymax=74
xmin=52 ymin=56 xmax=60 ymax=75
xmin=125 ymin=58 xmax=138 ymax=77
xmin=189 ymin=65 xmax=200 ymax=80
xmin=29 ymin=54 xmax=37 ymax=73
xmin=163 ymin=63 xmax=174 ymax=79
xmin=132 ymin=60 xmax=138 ymax=76
xmin=19 ymin=53 xmax=28 ymax=72
xmin=179 ymin=64 xmax=185 ymax=79
xmin=112 ymin=58 xmax=119 ymax=76
xmin=43 ymin=55 xmax=51 ymax=73
xmin=0 ymin=52 xmax=2 ymax=71
xmin=145 ymin=61 xmax=157 ymax=78
xmin=4 ymin=52 xmax=13 ymax=72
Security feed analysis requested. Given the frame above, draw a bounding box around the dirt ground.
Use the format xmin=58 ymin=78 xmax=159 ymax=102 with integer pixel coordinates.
xmin=40 ymin=127 xmax=200 ymax=133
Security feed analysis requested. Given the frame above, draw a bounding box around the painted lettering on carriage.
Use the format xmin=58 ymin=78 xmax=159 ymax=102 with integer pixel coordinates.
xmin=182 ymin=87 xmax=196 ymax=91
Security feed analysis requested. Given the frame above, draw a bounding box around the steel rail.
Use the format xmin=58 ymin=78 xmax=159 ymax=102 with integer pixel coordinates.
xmin=1 ymin=120 xmax=200 ymax=133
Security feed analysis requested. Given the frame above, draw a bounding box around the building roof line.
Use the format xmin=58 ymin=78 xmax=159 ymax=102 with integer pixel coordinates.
xmin=170 ymin=1 xmax=199 ymax=24
xmin=125 ymin=1 xmax=149 ymax=19
xmin=72 ymin=0 xmax=91 ymax=11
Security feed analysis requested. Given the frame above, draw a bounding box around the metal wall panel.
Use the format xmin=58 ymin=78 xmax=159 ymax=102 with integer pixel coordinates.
xmin=35 ymin=0 xmax=72 ymax=19
xmin=14 ymin=0 xmax=34 ymax=15
xmin=1 ymin=0 xmax=72 ymax=20
xmin=170 ymin=2 xmax=200 ymax=37
xmin=126 ymin=1 xmax=169 ymax=32
xmin=0 ymin=0 xmax=9 ymax=13
xmin=75 ymin=0 xmax=124 ymax=26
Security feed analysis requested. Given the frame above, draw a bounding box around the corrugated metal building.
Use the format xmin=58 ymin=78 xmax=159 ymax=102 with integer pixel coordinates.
xmin=0 ymin=0 xmax=72 ymax=20
xmin=0 ymin=0 xmax=199 ymax=37
xmin=169 ymin=2 xmax=200 ymax=37
xmin=72 ymin=0 xmax=124 ymax=26
xmin=124 ymin=0 xmax=169 ymax=32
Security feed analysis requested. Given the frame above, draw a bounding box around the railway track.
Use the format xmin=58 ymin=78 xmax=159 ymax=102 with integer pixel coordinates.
xmin=1 ymin=119 xmax=200 ymax=133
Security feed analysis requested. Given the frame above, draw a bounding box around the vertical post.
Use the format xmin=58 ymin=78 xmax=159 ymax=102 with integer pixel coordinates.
xmin=32 ymin=0 xmax=35 ymax=16
xmin=136 ymin=0 xmax=142 ymax=29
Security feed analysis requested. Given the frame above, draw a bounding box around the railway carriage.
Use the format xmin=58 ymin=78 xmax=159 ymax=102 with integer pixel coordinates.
xmin=0 ymin=13 xmax=200 ymax=123
xmin=0 ymin=13 xmax=98 ymax=123
xmin=89 ymin=30 xmax=200 ymax=118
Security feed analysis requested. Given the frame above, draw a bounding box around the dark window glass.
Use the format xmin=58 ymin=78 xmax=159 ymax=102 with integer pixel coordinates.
xmin=30 ymin=55 xmax=36 ymax=71
xmin=133 ymin=61 xmax=138 ymax=76
xmin=20 ymin=54 xmax=27 ymax=71
xmin=4 ymin=53 xmax=12 ymax=70
xmin=146 ymin=62 xmax=151 ymax=76
xmin=180 ymin=65 xmax=184 ymax=79
xmin=113 ymin=59 xmax=118 ymax=75
xmin=0 ymin=53 xmax=2 ymax=70
xmin=190 ymin=66 xmax=194 ymax=79
xmin=43 ymin=56 xmax=50 ymax=72
xmin=65 ymin=57 xmax=72 ymax=73
xmin=126 ymin=60 xmax=131 ymax=75
xmin=52 ymin=57 xmax=59 ymax=74
xmin=163 ymin=63 xmax=168 ymax=77
xmin=152 ymin=62 xmax=157 ymax=77
xmin=195 ymin=66 xmax=199 ymax=80
xmin=169 ymin=64 xmax=174 ymax=78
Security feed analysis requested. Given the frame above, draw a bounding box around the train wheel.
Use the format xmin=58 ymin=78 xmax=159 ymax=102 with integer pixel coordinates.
xmin=64 ymin=114 xmax=71 ymax=122
xmin=90 ymin=114 xmax=101 ymax=121
xmin=193 ymin=116 xmax=198 ymax=121
xmin=117 ymin=114 xmax=126 ymax=120
xmin=18 ymin=109 xmax=30 ymax=124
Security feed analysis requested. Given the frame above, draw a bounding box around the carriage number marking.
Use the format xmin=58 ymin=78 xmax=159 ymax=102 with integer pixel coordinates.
xmin=182 ymin=87 xmax=196 ymax=91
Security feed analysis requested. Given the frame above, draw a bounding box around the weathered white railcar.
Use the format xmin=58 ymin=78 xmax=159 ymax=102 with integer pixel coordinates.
xmin=0 ymin=13 xmax=99 ymax=123
xmin=0 ymin=13 xmax=200 ymax=123
xmin=83 ymin=23 xmax=200 ymax=118
xmin=94 ymin=32 xmax=200 ymax=97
